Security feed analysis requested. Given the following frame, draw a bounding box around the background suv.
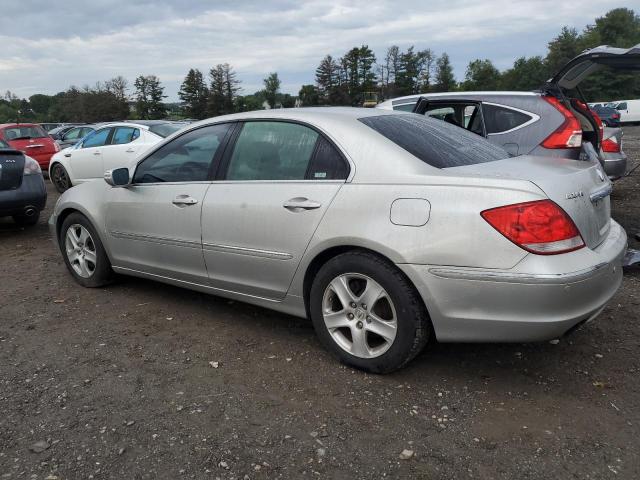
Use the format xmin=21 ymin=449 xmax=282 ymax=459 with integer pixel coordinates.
xmin=377 ymin=44 xmax=640 ymax=179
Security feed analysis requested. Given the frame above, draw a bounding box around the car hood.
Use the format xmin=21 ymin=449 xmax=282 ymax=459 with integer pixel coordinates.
xmin=546 ymin=43 xmax=640 ymax=90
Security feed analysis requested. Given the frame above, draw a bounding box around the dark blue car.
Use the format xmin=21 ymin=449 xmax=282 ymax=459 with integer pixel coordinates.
xmin=592 ymin=105 xmax=621 ymax=127
xmin=0 ymin=139 xmax=47 ymax=226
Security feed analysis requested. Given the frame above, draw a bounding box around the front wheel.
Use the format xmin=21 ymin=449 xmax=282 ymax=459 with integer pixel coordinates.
xmin=51 ymin=163 xmax=71 ymax=193
xmin=309 ymin=251 xmax=430 ymax=373
xmin=59 ymin=213 xmax=113 ymax=287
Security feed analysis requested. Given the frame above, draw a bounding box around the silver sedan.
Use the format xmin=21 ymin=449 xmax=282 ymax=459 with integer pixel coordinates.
xmin=49 ymin=108 xmax=627 ymax=372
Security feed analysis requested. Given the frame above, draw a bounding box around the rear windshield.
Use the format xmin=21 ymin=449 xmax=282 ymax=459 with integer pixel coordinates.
xmin=149 ymin=123 xmax=185 ymax=138
xmin=359 ymin=114 xmax=510 ymax=168
xmin=2 ymin=125 xmax=49 ymax=140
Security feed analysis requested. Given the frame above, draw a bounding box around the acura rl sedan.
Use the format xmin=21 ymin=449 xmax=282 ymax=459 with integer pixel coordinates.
xmin=49 ymin=108 xmax=626 ymax=373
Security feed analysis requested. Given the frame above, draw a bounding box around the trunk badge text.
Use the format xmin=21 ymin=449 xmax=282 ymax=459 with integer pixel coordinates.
xmin=565 ymin=191 xmax=584 ymax=200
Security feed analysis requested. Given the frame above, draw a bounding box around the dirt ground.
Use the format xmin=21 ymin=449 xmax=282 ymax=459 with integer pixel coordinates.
xmin=1 ymin=128 xmax=639 ymax=480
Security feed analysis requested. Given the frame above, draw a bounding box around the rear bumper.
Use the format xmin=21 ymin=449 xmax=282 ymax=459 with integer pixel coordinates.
xmin=602 ymin=151 xmax=627 ymax=179
xmin=399 ymin=219 xmax=627 ymax=343
xmin=0 ymin=174 xmax=47 ymax=217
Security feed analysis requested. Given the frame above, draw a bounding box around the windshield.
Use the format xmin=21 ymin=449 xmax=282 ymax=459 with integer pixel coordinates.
xmin=149 ymin=123 xmax=185 ymax=138
xmin=2 ymin=125 xmax=49 ymax=141
xmin=359 ymin=114 xmax=510 ymax=168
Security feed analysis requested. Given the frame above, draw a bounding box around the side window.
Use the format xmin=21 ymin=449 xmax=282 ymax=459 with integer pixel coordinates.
xmin=82 ymin=128 xmax=111 ymax=148
xmin=226 ymin=121 xmax=318 ymax=181
xmin=307 ymin=136 xmax=349 ymax=180
xmin=112 ymin=127 xmax=140 ymax=145
xmin=616 ymin=102 xmax=627 ymax=110
xmin=482 ymin=104 xmax=532 ymax=134
xmin=133 ymin=124 xmax=230 ymax=183
xmin=64 ymin=128 xmax=82 ymax=140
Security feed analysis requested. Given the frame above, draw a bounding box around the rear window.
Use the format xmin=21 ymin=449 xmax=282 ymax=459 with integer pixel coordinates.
xmin=2 ymin=125 xmax=48 ymax=140
xmin=149 ymin=123 xmax=185 ymax=138
xmin=359 ymin=114 xmax=510 ymax=168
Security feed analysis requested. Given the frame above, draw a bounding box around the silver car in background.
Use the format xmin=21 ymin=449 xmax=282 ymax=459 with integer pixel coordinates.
xmin=49 ymin=108 xmax=626 ymax=372
xmin=377 ymin=44 xmax=640 ymax=179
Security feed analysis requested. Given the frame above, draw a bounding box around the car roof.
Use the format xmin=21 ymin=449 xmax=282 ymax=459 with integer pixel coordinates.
xmin=91 ymin=122 xmax=152 ymax=130
xmin=0 ymin=123 xmax=43 ymax=128
xmin=377 ymin=91 xmax=540 ymax=109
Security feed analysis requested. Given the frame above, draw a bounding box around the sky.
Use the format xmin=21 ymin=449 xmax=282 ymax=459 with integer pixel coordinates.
xmin=0 ymin=1 xmax=634 ymax=101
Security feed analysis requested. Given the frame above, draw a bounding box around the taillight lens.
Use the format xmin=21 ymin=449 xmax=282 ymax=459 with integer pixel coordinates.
xmin=23 ymin=156 xmax=42 ymax=176
xmin=602 ymin=136 xmax=621 ymax=153
xmin=542 ymin=96 xmax=582 ymax=149
xmin=612 ymin=113 xmax=620 ymax=119
xmin=481 ymin=200 xmax=585 ymax=255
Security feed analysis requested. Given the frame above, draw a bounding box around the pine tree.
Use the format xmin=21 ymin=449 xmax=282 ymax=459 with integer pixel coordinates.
xmin=134 ymin=75 xmax=166 ymax=119
xmin=433 ymin=53 xmax=456 ymax=92
xmin=178 ymin=69 xmax=208 ymax=119
xmin=207 ymin=64 xmax=241 ymax=116
xmin=263 ymin=72 xmax=281 ymax=109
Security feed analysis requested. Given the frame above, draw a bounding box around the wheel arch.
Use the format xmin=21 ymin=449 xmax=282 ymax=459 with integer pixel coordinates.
xmin=55 ymin=207 xmax=114 ymax=263
xmin=301 ymin=245 xmax=431 ymax=322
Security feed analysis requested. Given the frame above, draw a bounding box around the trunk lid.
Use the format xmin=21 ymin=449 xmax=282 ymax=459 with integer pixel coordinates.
xmin=0 ymin=149 xmax=25 ymax=191
xmin=450 ymin=156 xmax=612 ymax=249
xmin=546 ymin=43 xmax=640 ymax=90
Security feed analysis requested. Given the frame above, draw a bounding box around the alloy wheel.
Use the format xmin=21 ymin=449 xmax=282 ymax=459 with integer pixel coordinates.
xmin=322 ymin=273 xmax=397 ymax=358
xmin=64 ymin=224 xmax=97 ymax=278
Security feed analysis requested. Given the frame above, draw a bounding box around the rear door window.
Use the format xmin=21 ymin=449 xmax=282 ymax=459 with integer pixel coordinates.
xmin=482 ymin=104 xmax=532 ymax=134
xmin=359 ymin=114 xmax=509 ymax=168
xmin=616 ymin=102 xmax=627 ymax=110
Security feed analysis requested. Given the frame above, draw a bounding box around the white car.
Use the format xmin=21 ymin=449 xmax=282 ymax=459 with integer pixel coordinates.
xmin=48 ymin=122 xmax=185 ymax=193
xmin=609 ymin=99 xmax=640 ymax=123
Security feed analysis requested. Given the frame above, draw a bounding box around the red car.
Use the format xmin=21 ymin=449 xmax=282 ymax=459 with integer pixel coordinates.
xmin=0 ymin=123 xmax=60 ymax=170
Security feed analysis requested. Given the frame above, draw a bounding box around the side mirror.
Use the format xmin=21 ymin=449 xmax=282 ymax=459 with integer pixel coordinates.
xmin=104 ymin=168 xmax=130 ymax=187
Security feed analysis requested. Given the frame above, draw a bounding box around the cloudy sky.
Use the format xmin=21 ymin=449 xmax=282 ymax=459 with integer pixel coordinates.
xmin=0 ymin=1 xmax=628 ymax=101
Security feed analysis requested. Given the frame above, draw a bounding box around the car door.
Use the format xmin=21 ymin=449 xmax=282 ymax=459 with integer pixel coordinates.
xmin=104 ymin=123 xmax=233 ymax=283
xmin=67 ymin=127 xmax=113 ymax=182
xmin=102 ymin=126 xmax=143 ymax=171
xmin=201 ymin=120 xmax=350 ymax=300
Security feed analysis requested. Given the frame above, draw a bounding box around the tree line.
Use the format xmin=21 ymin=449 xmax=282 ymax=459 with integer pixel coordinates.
xmin=0 ymin=7 xmax=637 ymax=124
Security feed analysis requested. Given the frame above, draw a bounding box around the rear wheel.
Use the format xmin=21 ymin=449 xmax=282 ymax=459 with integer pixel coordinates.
xmin=59 ymin=213 xmax=113 ymax=287
xmin=51 ymin=163 xmax=71 ymax=193
xmin=309 ymin=251 xmax=430 ymax=373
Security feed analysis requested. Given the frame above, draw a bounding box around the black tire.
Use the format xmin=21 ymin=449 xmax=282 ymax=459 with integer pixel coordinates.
xmin=309 ymin=250 xmax=430 ymax=373
xmin=59 ymin=212 xmax=113 ymax=287
xmin=12 ymin=212 xmax=40 ymax=226
xmin=51 ymin=163 xmax=71 ymax=193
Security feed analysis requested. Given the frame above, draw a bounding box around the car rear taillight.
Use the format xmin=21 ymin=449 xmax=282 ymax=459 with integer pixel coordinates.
xmin=602 ymin=136 xmax=621 ymax=153
xmin=612 ymin=113 xmax=620 ymax=119
xmin=481 ymin=200 xmax=585 ymax=255
xmin=53 ymin=141 xmax=60 ymax=152
xmin=590 ymin=109 xmax=604 ymax=142
xmin=542 ymin=96 xmax=582 ymax=149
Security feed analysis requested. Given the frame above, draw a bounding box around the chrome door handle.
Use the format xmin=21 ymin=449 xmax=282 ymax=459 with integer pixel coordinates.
xmin=172 ymin=195 xmax=198 ymax=206
xmin=283 ymin=197 xmax=322 ymax=211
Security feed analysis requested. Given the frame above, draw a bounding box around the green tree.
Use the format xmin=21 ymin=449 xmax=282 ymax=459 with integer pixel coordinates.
xmin=179 ymin=68 xmax=209 ymax=119
xmin=460 ymin=59 xmax=501 ymax=91
xmin=263 ymin=72 xmax=281 ymax=108
xmin=315 ymin=55 xmax=341 ymax=103
xmin=207 ymin=64 xmax=241 ymax=116
xmin=396 ymin=47 xmax=434 ymax=94
xmin=134 ymin=75 xmax=166 ymax=119
xmin=433 ymin=53 xmax=456 ymax=92
xmin=500 ymin=56 xmax=548 ymax=91
xmin=545 ymin=27 xmax=583 ymax=75
xmin=298 ymin=84 xmax=319 ymax=106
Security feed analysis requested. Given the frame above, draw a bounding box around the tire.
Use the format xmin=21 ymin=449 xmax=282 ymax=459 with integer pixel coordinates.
xmin=309 ymin=250 xmax=430 ymax=373
xmin=12 ymin=212 xmax=40 ymax=226
xmin=51 ymin=163 xmax=71 ymax=193
xmin=59 ymin=212 xmax=113 ymax=287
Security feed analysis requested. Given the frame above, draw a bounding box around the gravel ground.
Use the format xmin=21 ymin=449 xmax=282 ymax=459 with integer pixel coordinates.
xmin=1 ymin=128 xmax=639 ymax=480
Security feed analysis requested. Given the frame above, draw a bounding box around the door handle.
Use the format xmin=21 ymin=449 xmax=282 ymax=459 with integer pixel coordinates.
xmin=64 ymin=153 xmax=72 ymax=158
xmin=283 ymin=197 xmax=322 ymax=211
xmin=125 ymin=148 xmax=135 ymax=153
xmin=172 ymin=195 xmax=198 ymax=206
xmin=93 ymin=151 xmax=101 ymax=156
